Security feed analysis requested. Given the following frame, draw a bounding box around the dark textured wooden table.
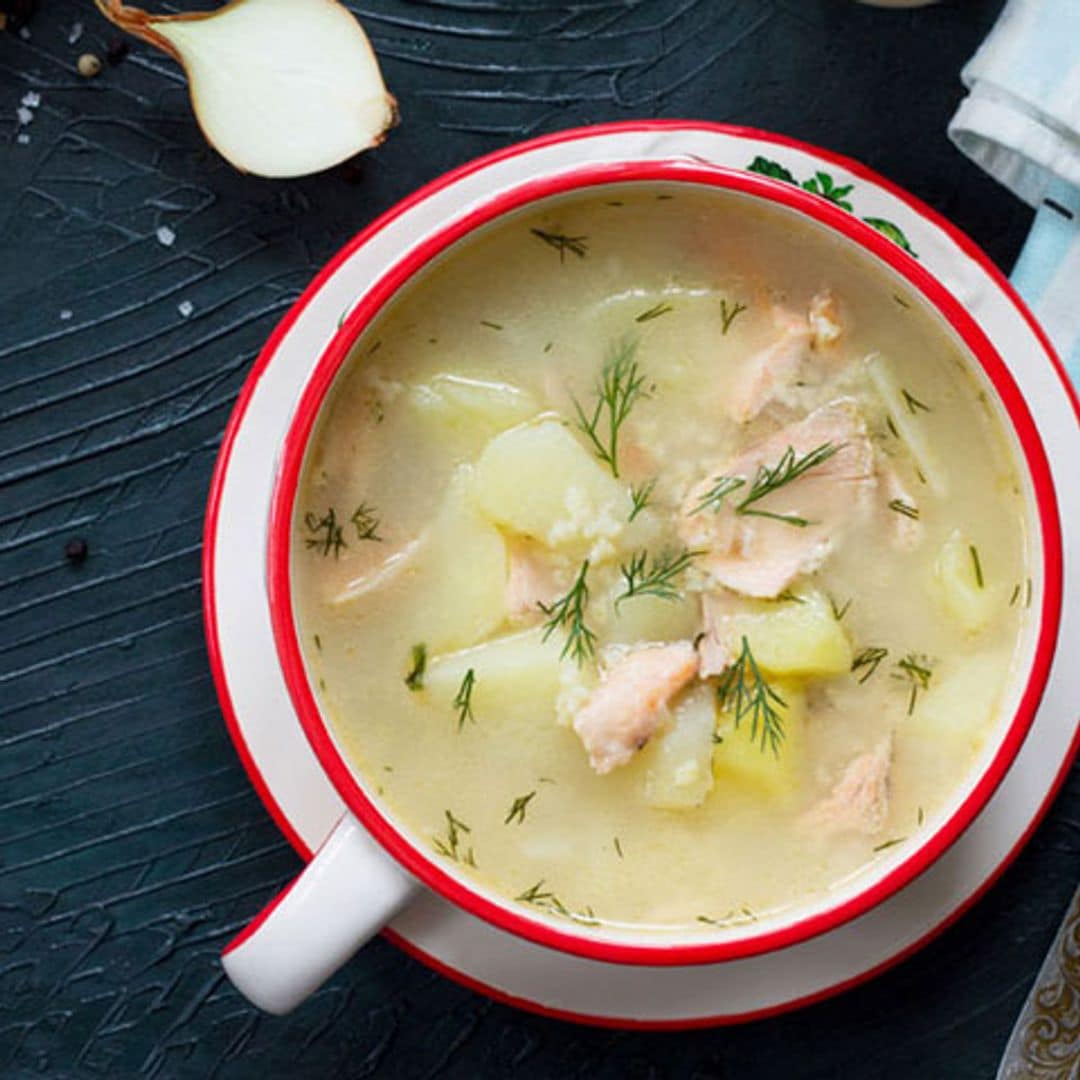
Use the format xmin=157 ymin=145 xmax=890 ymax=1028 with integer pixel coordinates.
xmin=2 ymin=1 xmax=1077 ymax=1076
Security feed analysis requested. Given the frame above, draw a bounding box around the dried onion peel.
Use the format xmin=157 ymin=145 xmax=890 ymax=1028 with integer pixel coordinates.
xmin=95 ymin=0 xmax=398 ymax=178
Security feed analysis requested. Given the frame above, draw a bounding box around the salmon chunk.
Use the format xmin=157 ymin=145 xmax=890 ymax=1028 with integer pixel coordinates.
xmin=505 ymin=540 xmax=563 ymax=619
xmin=697 ymin=591 xmax=736 ymax=678
xmin=727 ymin=292 xmax=843 ymax=423
xmin=573 ymin=641 xmax=699 ymax=774
xmin=679 ymin=398 xmax=875 ymax=598
xmin=804 ymin=741 xmax=891 ymax=836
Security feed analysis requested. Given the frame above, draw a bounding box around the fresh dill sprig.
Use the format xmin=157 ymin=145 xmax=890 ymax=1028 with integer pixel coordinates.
xmin=530 ymin=227 xmax=588 ymax=262
xmin=894 ymin=653 xmax=934 ymax=715
xmin=539 ymin=560 xmax=597 ymax=666
xmin=404 ymin=643 xmax=427 ymax=692
xmin=616 ymin=548 xmax=701 ymax=607
xmin=504 ymin=790 xmax=536 ymax=825
xmin=304 ymin=508 xmax=346 ymax=558
xmin=851 ymin=646 xmax=888 ymax=684
xmin=350 ymin=502 xmax=383 ymax=542
xmin=970 ymin=545 xmax=984 ymax=588
xmin=901 ymin=388 xmax=931 ymax=414
xmin=636 ymin=301 xmax=674 ymax=323
xmin=571 ymin=338 xmax=648 ymax=478
xmin=432 ymin=809 xmax=475 ymax=866
xmin=720 ymin=298 xmax=748 ymax=335
xmin=691 ymin=474 xmax=746 ymax=515
xmin=888 ymin=498 xmax=919 ymax=521
xmin=716 ymin=635 xmax=787 ymax=756
xmin=628 ymin=477 xmax=656 ymax=522
xmin=516 ymin=880 xmax=569 ymax=916
xmin=453 ymin=668 xmax=476 ymax=731
xmin=735 ymin=442 xmax=841 ymax=526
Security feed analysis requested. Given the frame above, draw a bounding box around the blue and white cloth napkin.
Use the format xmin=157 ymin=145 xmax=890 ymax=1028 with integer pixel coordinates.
xmin=948 ymin=0 xmax=1080 ymax=383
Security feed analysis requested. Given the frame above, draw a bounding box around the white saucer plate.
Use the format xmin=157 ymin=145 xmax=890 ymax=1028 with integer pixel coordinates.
xmin=203 ymin=122 xmax=1080 ymax=1028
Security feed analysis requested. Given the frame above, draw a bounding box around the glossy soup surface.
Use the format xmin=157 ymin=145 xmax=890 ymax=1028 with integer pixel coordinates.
xmin=293 ymin=184 xmax=1030 ymax=933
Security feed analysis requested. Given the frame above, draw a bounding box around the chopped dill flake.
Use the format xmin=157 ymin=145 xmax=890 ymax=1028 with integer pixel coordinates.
xmin=530 ymin=227 xmax=589 ymax=262
xmin=617 ymin=548 xmax=701 ymax=607
xmin=636 ymin=301 xmax=674 ymax=323
xmin=969 ymin=545 xmax=984 ymax=588
xmin=304 ymin=508 xmax=346 ymax=558
xmin=917 ymin=806 xmax=925 ymax=826
xmin=901 ymin=388 xmax=931 ymax=414
xmin=539 ymin=559 xmax=597 ymax=666
xmin=894 ymin=653 xmax=934 ymax=715
xmin=851 ymin=646 xmax=888 ymax=684
xmin=543 ymin=341 xmax=554 ymax=353
xmin=613 ymin=837 xmax=624 ymax=859
xmin=628 ymin=477 xmax=656 ymax=522
xmin=318 ymin=677 xmax=327 ymax=691
xmin=885 ymin=415 xmax=900 ymax=439
xmin=313 ymin=634 xmax=322 ymax=651
xmin=734 ymin=442 xmax=840 ymax=526
xmin=504 ymin=790 xmax=536 ymax=825
xmin=717 ymin=635 xmax=787 ymax=756
xmin=350 ymin=502 xmax=383 ymax=542
xmin=367 ymin=339 xmax=382 ymax=356
xmin=893 ymin=294 xmax=911 ymax=309
xmin=572 ymin=337 xmax=648 ymax=478
xmin=711 ymin=733 xmax=725 ymax=745
xmin=516 ymin=880 xmax=568 ymax=915
xmin=775 ymin=589 xmax=806 ymax=604
xmin=1009 ymin=583 xmax=1021 ymax=607
xmin=432 ymin=809 xmax=474 ymax=865
xmin=453 ymin=668 xmax=476 ymax=731
xmin=719 ymin=298 xmax=748 ymax=335
xmin=1026 ymin=578 xmax=1033 ymax=608
xmin=538 ymin=776 xmax=556 ymax=784
xmin=696 ymin=914 xmax=719 ymax=925
xmin=830 ymin=595 xmax=852 ymax=621
xmin=691 ymin=474 xmax=746 ymax=515
xmin=888 ymin=498 xmax=920 ymax=521
xmin=873 ymin=837 xmax=907 ymax=853
xmin=480 ymin=319 xmax=503 ymax=331
xmin=404 ymin=643 xmax=428 ymax=692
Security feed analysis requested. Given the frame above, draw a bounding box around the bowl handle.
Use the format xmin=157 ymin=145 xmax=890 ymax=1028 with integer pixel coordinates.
xmin=221 ymin=814 xmax=418 ymax=1013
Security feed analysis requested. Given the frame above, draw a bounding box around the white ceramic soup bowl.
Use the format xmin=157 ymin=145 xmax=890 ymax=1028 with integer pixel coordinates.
xmin=222 ymin=158 xmax=1063 ymax=1016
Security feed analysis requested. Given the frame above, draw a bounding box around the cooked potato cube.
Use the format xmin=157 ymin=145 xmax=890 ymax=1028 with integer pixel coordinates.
xmin=935 ymin=529 xmax=1002 ymax=635
xmin=711 ymin=680 xmax=804 ymax=798
xmin=896 ymin=652 xmax=1007 ymax=788
xmin=426 ymin=626 xmax=563 ymax=720
xmin=599 ymin=587 xmax=701 ymax=647
xmin=642 ymin=685 xmax=716 ymax=809
xmin=399 ymin=465 xmax=507 ymax=652
xmin=473 ymin=418 xmax=630 ymax=554
xmin=708 ymin=589 xmax=851 ymax=677
xmin=408 ymin=373 xmax=538 ymax=451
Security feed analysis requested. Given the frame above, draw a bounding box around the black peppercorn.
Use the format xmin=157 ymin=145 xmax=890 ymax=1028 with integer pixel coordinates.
xmin=64 ymin=537 xmax=88 ymax=564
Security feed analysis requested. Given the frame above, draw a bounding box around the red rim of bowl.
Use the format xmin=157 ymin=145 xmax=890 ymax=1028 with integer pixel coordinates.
xmin=265 ymin=159 xmax=1063 ymax=967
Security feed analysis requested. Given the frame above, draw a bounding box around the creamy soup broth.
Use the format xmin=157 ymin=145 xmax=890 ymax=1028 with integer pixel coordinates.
xmin=293 ymin=183 xmax=1030 ymax=932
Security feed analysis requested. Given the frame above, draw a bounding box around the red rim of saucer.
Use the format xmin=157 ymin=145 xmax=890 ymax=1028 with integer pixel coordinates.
xmin=263 ymin=157 xmax=1063 ymax=968
xmin=202 ymin=121 xmax=1080 ymax=1026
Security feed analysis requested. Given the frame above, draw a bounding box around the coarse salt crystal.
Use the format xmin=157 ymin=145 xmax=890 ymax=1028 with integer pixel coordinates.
xmin=21 ymin=91 xmax=40 ymax=109
xmin=16 ymin=106 xmax=33 ymax=126
xmin=156 ymin=225 xmax=176 ymax=247
xmin=67 ymin=21 xmax=83 ymax=45
xmin=60 ymin=309 xmax=73 ymax=321
xmin=16 ymin=133 xmax=30 ymax=145
xmin=177 ymin=300 xmax=194 ymax=318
